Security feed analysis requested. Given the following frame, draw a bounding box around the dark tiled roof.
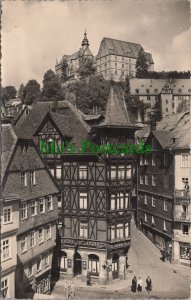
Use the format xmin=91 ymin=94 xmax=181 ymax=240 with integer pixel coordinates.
xmin=98 ymin=86 xmax=139 ymax=129
xmin=152 ymin=131 xmax=171 ymax=148
xmin=98 ymin=37 xmax=152 ymax=62
xmin=1 ymin=124 xmax=18 ymax=181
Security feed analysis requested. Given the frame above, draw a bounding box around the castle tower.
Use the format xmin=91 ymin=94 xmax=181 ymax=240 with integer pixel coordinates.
xmin=81 ymin=30 xmax=90 ymax=48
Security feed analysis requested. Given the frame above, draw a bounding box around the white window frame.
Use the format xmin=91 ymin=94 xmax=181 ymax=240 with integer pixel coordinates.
xmin=152 ymin=153 xmax=156 ymax=166
xmin=145 ymin=213 xmax=148 ymax=222
xmin=116 ymin=192 xmax=124 ymax=210
xmin=181 ymin=154 xmax=189 ymax=167
xmin=21 ymin=172 xmax=27 ymax=187
xmin=140 ymin=155 xmax=144 ymax=166
xmin=163 ymin=220 xmax=167 ymax=231
xmin=1 ymin=278 xmax=9 ymax=298
xmin=39 ymin=198 xmax=45 ymax=214
xmin=30 ymin=171 xmax=36 ymax=185
xmin=30 ymin=231 xmax=36 ymax=248
xmin=21 ymin=203 xmax=27 ymax=220
xmin=56 ymin=164 xmax=62 ymax=179
xmin=79 ymin=165 xmax=87 ymax=179
xmin=31 ymin=201 xmax=37 ymax=216
xmin=79 ymin=192 xmax=88 ymax=209
xmin=111 ymin=194 xmax=115 ymax=210
xmin=124 ymin=193 xmax=129 ymax=209
xmin=144 ymin=155 xmax=148 ymax=165
xmin=151 ymin=196 xmax=156 ymax=207
xmin=152 ymin=175 xmax=156 ymax=186
xmin=110 ymin=165 xmax=117 ymax=179
xmin=151 ymin=216 xmax=155 ymax=225
xmin=126 ymin=165 xmax=131 ymax=178
xmin=20 ymin=236 xmax=27 ymax=253
xmin=140 ymin=175 xmax=143 ymax=185
xmin=164 ymin=199 xmax=168 ymax=211
xmin=111 ymin=225 xmax=115 ymax=240
xmin=44 ymin=279 xmax=50 ymax=292
xmin=144 ymin=195 xmax=148 ymax=205
xmin=145 ymin=175 xmax=148 ymax=185
xmin=125 ymin=223 xmax=129 ymax=237
xmin=44 ymin=252 xmax=49 ymax=268
xmin=38 ymin=228 xmax=44 ymax=244
xmin=2 ymin=239 xmax=11 ymax=261
xmin=118 ymin=165 xmax=125 ymax=179
xmin=47 ymin=196 xmax=53 ymax=211
xmin=46 ymin=224 xmax=51 ymax=240
xmin=116 ymin=223 xmax=124 ymax=239
xmin=3 ymin=206 xmax=12 ymax=224
xmin=36 ymin=257 xmax=41 ymax=272
xmin=80 ymin=221 xmax=88 ymax=238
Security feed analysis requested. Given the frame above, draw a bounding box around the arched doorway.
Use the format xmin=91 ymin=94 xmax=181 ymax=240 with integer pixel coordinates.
xmin=73 ymin=252 xmax=82 ymax=276
xmin=112 ymin=253 xmax=119 ymax=280
xmin=88 ymin=254 xmax=99 ymax=276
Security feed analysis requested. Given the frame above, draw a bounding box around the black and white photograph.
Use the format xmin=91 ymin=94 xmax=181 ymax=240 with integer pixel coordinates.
xmin=1 ymin=0 xmax=191 ymax=299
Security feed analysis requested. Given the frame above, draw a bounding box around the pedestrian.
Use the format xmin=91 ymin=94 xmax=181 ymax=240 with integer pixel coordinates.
xmin=131 ymin=276 xmax=137 ymax=293
xmin=137 ymin=276 xmax=143 ymax=293
xmin=146 ymin=276 xmax=152 ymax=293
xmin=87 ymin=269 xmax=91 ymax=286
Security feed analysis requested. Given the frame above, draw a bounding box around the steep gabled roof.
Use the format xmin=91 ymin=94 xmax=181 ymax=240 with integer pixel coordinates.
xmin=151 ymin=131 xmax=171 ymax=148
xmin=97 ymin=86 xmax=139 ymax=129
xmin=97 ymin=37 xmax=152 ymax=62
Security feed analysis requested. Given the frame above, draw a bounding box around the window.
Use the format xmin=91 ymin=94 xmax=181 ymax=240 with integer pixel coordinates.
xmin=144 ymin=155 xmax=148 ymax=165
xmin=116 ymin=193 xmax=124 ymax=209
xmin=124 ymin=193 xmax=129 ymax=209
xmin=80 ymin=221 xmax=88 ymax=238
xmin=147 ymin=96 xmax=150 ymax=101
xmin=140 ymin=175 xmax=143 ymax=184
xmin=181 ymin=154 xmax=189 ymax=167
xmin=110 ymin=165 xmax=117 ymax=179
xmin=151 ymin=216 xmax=155 ymax=225
xmin=20 ymin=236 xmax=27 ymax=253
xmin=47 ymin=196 xmax=53 ymax=211
xmin=3 ymin=207 xmax=12 ymax=224
xmin=116 ymin=224 xmax=124 ymax=238
xmin=21 ymin=172 xmax=27 ymax=187
xmin=145 ymin=175 xmax=148 ymax=185
xmin=135 ymin=89 xmax=139 ymax=94
xmin=146 ymin=89 xmax=150 ymax=93
xmin=46 ymin=224 xmax=51 ymax=239
xmin=178 ymin=89 xmax=182 ymax=93
xmin=166 ymin=108 xmax=168 ymax=112
xmin=56 ymin=164 xmax=61 ymax=179
xmin=88 ymin=254 xmax=99 ymax=274
xmin=28 ymin=262 xmax=33 ymax=277
xmin=115 ymin=63 xmax=117 ymax=68
xmin=140 ymin=155 xmax=144 ymax=165
xmin=125 ymin=223 xmax=129 ymax=237
xmin=21 ymin=203 xmax=27 ymax=220
xmin=30 ymin=231 xmax=36 ymax=247
xmin=1 ymin=278 xmax=8 ymax=298
xmin=31 ymin=201 xmax=37 ymax=216
xmin=30 ymin=171 xmax=36 ymax=185
xmin=115 ymin=70 xmax=117 ymax=75
xmin=144 ymin=213 xmax=148 ymax=222
xmin=61 ymin=252 xmax=67 ymax=270
xmin=152 ymin=175 xmax=156 ymax=186
xmin=43 ymin=252 xmax=49 ymax=267
xmin=44 ymin=279 xmax=50 ymax=292
xmin=144 ymin=195 xmax=148 ymax=205
xmin=111 ymin=225 xmax=115 ymax=240
xmin=122 ymin=64 xmax=124 ymax=68
xmin=126 ymin=165 xmax=131 ymax=178
xmin=163 ymin=220 xmax=167 ymax=231
xmin=2 ymin=239 xmax=10 ymax=260
xmin=164 ymin=200 xmax=168 ymax=211
xmin=79 ymin=192 xmax=87 ymax=209
xmin=118 ymin=166 xmax=125 ymax=179
xmin=154 ymin=89 xmax=158 ymax=93
xmin=39 ymin=198 xmax=45 ymax=213
xmin=166 ymin=99 xmax=168 ymax=104
xmin=79 ymin=165 xmax=87 ymax=179
xmin=38 ymin=228 xmax=44 ymax=244
xmin=182 ymin=224 xmax=189 ymax=235
xmin=152 ymin=196 xmax=156 ymax=207
xmin=152 ymin=153 xmax=156 ymax=166
xmin=111 ymin=194 xmax=115 ymax=210
xmin=36 ymin=258 xmax=41 ymax=272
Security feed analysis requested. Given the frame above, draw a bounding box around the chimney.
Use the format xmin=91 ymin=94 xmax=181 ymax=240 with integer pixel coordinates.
xmin=150 ymin=120 xmax=156 ymax=131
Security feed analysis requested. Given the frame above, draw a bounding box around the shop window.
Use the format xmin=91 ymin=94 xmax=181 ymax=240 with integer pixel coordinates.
xmin=88 ymin=254 xmax=99 ymax=275
xmin=182 ymin=224 xmax=189 ymax=235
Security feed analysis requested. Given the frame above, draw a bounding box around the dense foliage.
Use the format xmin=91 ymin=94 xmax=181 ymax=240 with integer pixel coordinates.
xmin=135 ymin=48 xmax=149 ymax=78
xmin=2 ymin=86 xmax=17 ymax=104
xmin=136 ymin=70 xmax=190 ymax=79
xmin=41 ymin=69 xmax=65 ymax=102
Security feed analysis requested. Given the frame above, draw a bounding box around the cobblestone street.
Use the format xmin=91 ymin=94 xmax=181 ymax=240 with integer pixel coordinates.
xmin=51 ymin=222 xmax=191 ymax=299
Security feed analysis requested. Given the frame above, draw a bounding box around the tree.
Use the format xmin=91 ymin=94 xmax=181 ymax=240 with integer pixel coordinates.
xmin=24 ymin=80 xmax=41 ymax=105
xmin=17 ymin=83 xmax=26 ymax=102
xmin=177 ymin=99 xmax=190 ymax=113
xmin=148 ymin=98 xmax=162 ymax=124
xmin=2 ymin=86 xmax=17 ymax=103
xmin=61 ymin=59 xmax=68 ymax=82
xmin=136 ymin=48 xmax=149 ymax=78
xmin=41 ymin=69 xmax=65 ymax=102
xmin=78 ymin=58 xmax=96 ymax=78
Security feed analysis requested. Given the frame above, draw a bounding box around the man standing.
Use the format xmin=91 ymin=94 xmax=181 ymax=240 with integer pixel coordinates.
xmin=146 ymin=276 xmax=152 ymax=293
xmin=131 ymin=276 xmax=137 ymax=293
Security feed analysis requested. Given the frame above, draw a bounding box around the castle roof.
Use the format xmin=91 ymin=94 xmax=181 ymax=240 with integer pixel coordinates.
xmin=97 ymin=37 xmax=153 ymax=63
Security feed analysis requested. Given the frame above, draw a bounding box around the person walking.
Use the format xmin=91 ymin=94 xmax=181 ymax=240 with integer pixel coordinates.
xmin=137 ymin=276 xmax=143 ymax=293
xmin=146 ymin=276 xmax=152 ymax=293
xmin=131 ymin=276 xmax=137 ymax=293
xmin=87 ymin=269 xmax=91 ymax=286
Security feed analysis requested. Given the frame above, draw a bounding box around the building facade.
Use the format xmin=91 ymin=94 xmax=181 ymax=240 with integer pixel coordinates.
xmin=55 ymin=31 xmax=94 ymax=81
xmin=96 ymin=37 xmax=154 ymax=81
xmin=129 ymin=78 xmax=191 ymax=118
xmin=1 ymin=124 xmax=60 ymax=298
xmin=136 ymin=112 xmax=191 ymax=265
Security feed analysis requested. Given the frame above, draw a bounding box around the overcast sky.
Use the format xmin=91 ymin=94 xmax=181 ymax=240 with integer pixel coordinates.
xmin=2 ymin=0 xmax=190 ymax=88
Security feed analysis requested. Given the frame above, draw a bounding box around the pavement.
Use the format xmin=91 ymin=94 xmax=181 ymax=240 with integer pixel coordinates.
xmin=51 ymin=222 xmax=191 ymax=299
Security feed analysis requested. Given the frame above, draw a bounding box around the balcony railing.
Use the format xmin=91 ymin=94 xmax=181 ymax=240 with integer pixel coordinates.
xmin=175 ymin=189 xmax=190 ymax=203
xmin=174 ymin=211 xmax=191 ymax=222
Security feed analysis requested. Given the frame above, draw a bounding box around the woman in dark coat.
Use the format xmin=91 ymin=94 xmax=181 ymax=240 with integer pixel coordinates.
xmin=131 ymin=276 xmax=137 ymax=293
xmin=146 ymin=276 xmax=152 ymax=293
xmin=87 ymin=269 xmax=91 ymax=286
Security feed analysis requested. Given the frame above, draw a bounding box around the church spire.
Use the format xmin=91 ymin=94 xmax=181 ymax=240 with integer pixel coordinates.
xmin=81 ymin=29 xmax=89 ymax=47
